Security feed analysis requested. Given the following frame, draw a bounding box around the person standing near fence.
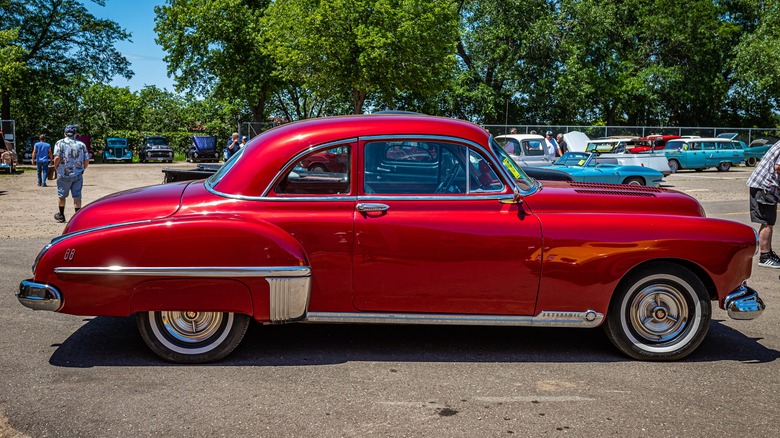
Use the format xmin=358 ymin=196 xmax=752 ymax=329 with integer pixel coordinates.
xmin=32 ymin=134 xmax=52 ymax=187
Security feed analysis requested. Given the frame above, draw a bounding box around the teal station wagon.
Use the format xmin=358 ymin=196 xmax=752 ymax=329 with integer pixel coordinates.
xmin=663 ymin=138 xmax=744 ymax=172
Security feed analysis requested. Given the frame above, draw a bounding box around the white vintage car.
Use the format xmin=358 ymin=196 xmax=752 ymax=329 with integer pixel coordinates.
xmin=566 ymin=133 xmax=672 ymax=176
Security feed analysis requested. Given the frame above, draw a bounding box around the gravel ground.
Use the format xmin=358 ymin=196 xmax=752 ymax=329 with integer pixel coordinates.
xmin=0 ymin=162 xmax=193 ymax=240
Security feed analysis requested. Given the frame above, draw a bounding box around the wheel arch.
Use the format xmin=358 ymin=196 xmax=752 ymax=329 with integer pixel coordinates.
xmin=613 ymin=258 xmax=717 ymax=305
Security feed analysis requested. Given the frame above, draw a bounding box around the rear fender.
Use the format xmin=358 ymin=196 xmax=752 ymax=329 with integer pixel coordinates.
xmin=34 ymin=216 xmax=310 ymax=319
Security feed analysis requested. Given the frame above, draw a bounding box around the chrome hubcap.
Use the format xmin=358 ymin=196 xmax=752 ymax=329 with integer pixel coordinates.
xmin=160 ymin=311 xmax=223 ymax=344
xmin=629 ymin=285 xmax=688 ymax=342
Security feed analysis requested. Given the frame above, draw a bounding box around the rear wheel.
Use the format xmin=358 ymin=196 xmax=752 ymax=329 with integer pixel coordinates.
xmin=717 ymin=162 xmax=731 ymax=172
xmin=746 ymin=157 xmax=758 ymax=167
xmin=622 ymin=176 xmax=645 ymax=186
xmin=310 ymin=164 xmax=327 ymax=172
xmin=137 ymin=311 xmax=250 ymax=363
xmin=603 ymin=263 xmax=711 ymax=361
xmin=668 ymin=159 xmax=679 ymax=173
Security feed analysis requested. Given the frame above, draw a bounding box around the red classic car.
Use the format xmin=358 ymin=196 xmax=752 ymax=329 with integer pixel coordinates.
xmin=630 ymin=135 xmax=682 ymax=153
xmin=19 ymin=114 xmax=764 ymax=363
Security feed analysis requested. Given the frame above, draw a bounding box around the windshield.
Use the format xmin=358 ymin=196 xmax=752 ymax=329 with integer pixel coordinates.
xmin=147 ymin=138 xmax=169 ymax=146
xmin=554 ymin=152 xmax=591 ymax=167
xmin=490 ymin=138 xmax=536 ymax=191
xmin=107 ymin=139 xmax=126 ymax=147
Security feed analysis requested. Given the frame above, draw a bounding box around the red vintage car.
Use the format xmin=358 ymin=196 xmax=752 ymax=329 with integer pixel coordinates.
xmin=630 ymin=135 xmax=682 ymax=153
xmin=19 ymin=114 xmax=764 ymax=363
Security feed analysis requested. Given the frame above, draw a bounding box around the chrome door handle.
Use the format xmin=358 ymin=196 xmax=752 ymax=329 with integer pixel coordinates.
xmin=356 ymin=203 xmax=389 ymax=212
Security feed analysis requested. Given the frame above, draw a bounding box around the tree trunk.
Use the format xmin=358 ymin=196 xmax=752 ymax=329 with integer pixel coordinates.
xmin=352 ymin=89 xmax=366 ymax=114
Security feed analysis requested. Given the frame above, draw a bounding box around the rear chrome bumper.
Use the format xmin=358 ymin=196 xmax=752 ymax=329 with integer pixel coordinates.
xmin=18 ymin=280 xmax=62 ymax=312
xmin=724 ymin=284 xmax=765 ymax=320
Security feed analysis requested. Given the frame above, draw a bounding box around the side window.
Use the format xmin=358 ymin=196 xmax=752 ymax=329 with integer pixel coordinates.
xmin=701 ymin=142 xmax=716 ymax=150
xmin=496 ymin=138 xmax=519 ymax=155
xmin=274 ymin=145 xmax=351 ymax=195
xmin=665 ymin=141 xmax=682 ymax=150
xmin=719 ymin=142 xmax=734 ymax=150
xmin=363 ymin=140 xmax=501 ymax=195
xmin=689 ymin=142 xmax=702 ymax=151
xmin=523 ymin=141 xmax=545 ymax=156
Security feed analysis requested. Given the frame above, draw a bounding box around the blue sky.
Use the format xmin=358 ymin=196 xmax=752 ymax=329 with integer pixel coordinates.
xmin=84 ymin=0 xmax=176 ymax=92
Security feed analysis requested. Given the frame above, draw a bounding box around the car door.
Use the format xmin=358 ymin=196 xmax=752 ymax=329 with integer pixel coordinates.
xmin=263 ymin=142 xmax=358 ymax=312
xmin=354 ymin=138 xmax=543 ymax=316
xmin=685 ymin=141 xmax=706 ymax=168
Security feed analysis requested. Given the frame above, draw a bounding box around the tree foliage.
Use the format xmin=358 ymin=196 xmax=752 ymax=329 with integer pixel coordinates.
xmin=262 ymin=0 xmax=459 ymax=114
xmin=154 ymin=0 xmax=274 ymax=123
xmin=0 ymin=0 xmax=132 ymax=120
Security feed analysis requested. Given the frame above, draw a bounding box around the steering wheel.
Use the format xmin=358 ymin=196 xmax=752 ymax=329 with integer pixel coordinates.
xmin=435 ymin=161 xmax=461 ymax=194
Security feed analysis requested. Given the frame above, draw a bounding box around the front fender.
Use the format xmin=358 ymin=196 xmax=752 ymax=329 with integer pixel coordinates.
xmin=33 ymin=215 xmax=310 ymax=319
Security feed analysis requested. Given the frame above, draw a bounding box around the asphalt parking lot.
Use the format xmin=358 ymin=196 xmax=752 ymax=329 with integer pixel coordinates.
xmin=1 ymin=163 xmax=778 ymax=437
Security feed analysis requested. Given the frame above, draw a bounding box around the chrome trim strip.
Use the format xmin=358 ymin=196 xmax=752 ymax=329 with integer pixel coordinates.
xmin=33 ymin=220 xmax=155 ymax=274
xmin=304 ymin=310 xmax=603 ymax=328
xmin=724 ymin=284 xmax=765 ymax=320
xmin=18 ymin=280 xmax=62 ymax=312
xmin=53 ymin=266 xmax=312 ymax=277
xmin=267 ymin=277 xmax=311 ymax=323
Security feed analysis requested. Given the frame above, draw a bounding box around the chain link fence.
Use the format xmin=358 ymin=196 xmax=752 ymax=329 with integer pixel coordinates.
xmin=484 ymin=124 xmax=780 ymax=145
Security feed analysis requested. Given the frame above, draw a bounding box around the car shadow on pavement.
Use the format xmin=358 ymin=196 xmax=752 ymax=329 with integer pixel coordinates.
xmin=48 ymin=316 xmax=778 ymax=367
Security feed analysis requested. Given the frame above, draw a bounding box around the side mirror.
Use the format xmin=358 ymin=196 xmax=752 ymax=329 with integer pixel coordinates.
xmin=499 ymin=186 xmax=523 ymax=205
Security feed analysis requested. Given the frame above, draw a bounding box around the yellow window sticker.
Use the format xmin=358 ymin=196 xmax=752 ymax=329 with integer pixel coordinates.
xmin=578 ymin=159 xmax=586 ymax=166
xmin=503 ymin=158 xmax=521 ymax=178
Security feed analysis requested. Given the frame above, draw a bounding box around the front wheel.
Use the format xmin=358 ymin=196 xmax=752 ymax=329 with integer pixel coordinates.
xmin=717 ymin=162 xmax=731 ymax=172
xmin=622 ymin=176 xmax=644 ymax=186
xmin=137 ymin=311 xmax=250 ymax=363
xmin=668 ymin=159 xmax=679 ymax=173
xmin=603 ymin=263 xmax=711 ymax=361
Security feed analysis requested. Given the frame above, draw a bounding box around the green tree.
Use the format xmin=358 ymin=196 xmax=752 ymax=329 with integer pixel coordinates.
xmin=0 ymin=0 xmax=132 ymax=120
xmin=262 ymin=0 xmax=459 ymax=114
xmin=0 ymin=28 xmax=27 ymax=92
xmin=154 ymin=0 xmax=274 ymax=123
xmin=138 ymin=86 xmax=186 ymax=133
xmin=730 ymin=0 xmax=780 ymax=126
xmin=78 ymin=83 xmax=140 ymax=141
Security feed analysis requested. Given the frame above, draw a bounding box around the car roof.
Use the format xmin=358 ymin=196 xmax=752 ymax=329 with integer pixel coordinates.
xmin=494 ymin=134 xmax=545 ymax=141
xmin=669 ymin=137 xmax=736 ymax=142
xmin=213 ymin=114 xmax=490 ymax=197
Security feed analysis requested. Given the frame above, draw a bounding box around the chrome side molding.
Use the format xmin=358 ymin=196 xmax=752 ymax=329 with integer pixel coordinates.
xmin=54 ymin=266 xmax=311 ymax=278
xmin=304 ymin=310 xmax=603 ymax=328
xmin=724 ymin=284 xmax=765 ymax=320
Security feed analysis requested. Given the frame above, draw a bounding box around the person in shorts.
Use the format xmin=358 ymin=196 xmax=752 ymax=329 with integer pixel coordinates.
xmin=53 ymin=125 xmax=89 ymax=223
xmin=747 ymin=140 xmax=780 ymax=268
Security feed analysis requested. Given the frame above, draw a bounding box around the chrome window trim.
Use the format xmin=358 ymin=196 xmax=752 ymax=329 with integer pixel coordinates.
xmin=356 ymin=194 xmax=514 ymax=202
xmin=33 ymin=220 xmax=154 ymax=274
xmin=362 ymin=135 xmax=509 ymax=196
xmin=204 ymin=134 xmax=535 ymax=201
xmin=262 ymin=138 xmax=358 ymax=196
xmin=53 ymin=266 xmax=312 ymax=277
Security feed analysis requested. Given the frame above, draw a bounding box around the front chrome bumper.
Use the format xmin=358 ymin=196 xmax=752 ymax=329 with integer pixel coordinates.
xmin=18 ymin=280 xmax=62 ymax=312
xmin=724 ymin=284 xmax=765 ymax=320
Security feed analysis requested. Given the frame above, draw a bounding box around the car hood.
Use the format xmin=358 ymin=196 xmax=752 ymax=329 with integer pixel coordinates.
xmin=525 ymin=181 xmax=704 ymax=217
xmin=64 ymin=181 xmax=189 ymax=233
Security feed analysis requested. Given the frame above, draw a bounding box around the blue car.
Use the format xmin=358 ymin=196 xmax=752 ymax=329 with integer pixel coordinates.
xmin=103 ymin=137 xmax=133 ymax=163
xmin=537 ymin=152 xmax=664 ymax=187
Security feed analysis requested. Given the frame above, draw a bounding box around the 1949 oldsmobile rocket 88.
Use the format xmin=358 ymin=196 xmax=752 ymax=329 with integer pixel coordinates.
xmin=18 ymin=114 xmax=765 ymax=363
